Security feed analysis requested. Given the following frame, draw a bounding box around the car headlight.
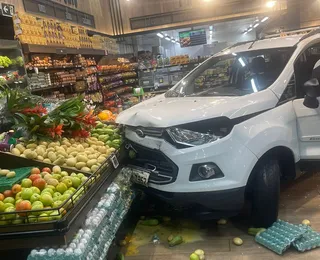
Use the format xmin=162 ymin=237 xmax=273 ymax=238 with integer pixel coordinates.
xmin=166 ymin=128 xmax=220 ymax=147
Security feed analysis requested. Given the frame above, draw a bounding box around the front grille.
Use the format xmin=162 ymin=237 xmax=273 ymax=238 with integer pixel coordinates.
xmin=126 ymin=126 xmax=164 ymax=138
xmin=126 ymin=141 xmax=178 ymax=185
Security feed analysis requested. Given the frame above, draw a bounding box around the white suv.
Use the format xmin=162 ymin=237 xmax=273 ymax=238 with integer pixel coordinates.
xmin=117 ymin=28 xmax=320 ymax=227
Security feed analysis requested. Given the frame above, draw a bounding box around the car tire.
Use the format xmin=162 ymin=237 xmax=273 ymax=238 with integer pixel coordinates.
xmin=251 ymin=159 xmax=280 ymax=228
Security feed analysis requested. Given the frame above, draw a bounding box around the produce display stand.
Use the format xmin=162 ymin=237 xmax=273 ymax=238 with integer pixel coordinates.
xmin=0 ymin=147 xmax=125 ymax=251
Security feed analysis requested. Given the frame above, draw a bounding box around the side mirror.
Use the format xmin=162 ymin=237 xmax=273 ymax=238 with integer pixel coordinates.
xmin=303 ymin=78 xmax=320 ymax=109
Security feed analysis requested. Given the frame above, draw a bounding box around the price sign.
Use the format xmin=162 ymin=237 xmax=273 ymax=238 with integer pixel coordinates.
xmin=1 ymin=3 xmax=15 ymax=17
xmin=110 ymin=154 xmax=119 ymax=169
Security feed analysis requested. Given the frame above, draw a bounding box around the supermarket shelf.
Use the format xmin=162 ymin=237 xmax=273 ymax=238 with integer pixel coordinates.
xmin=140 ymin=62 xmax=201 ymax=71
xmin=99 ymin=75 xmax=138 ymax=85
xmin=27 ymin=65 xmax=84 ymax=71
xmin=30 ymin=83 xmax=76 ymax=92
xmin=102 ymin=81 xmax=138 ymax=91
xmin=97 ymin=70 xmax=136 ymax=77
xmin=22 ymin=44 xmax=106 ymax=56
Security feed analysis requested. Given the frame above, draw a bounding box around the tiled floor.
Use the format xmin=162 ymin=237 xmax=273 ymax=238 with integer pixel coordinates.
xmin=123 ymin=172 xmax=320 ymax=259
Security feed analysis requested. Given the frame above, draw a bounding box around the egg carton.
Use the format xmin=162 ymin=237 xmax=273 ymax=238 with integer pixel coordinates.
xmin=292 ymin=226 xmax=320 ymax=252
xmin=255 ymin=220 xmax=309 ymax=255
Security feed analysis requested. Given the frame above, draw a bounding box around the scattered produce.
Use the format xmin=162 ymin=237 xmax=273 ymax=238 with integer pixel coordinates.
xmin=302 ymin=219 xmax=311 ymax=226
xmin=217 ymin=218 xmax=227 ymax=225
xmin=169 ymin=235 xmax=183 ymax=247
xmin=233 ymin=237 xmax=243 ymax=246
xmin=248 ymin=227 xmax=266 ymax=236
xmin=190 ymin=249 xmax=205 ymax=260
xmin=0 ymin=166 xmax=89 ymax=225
xmin=190 ymin=253 xmax=200 ymax=260
xmin=91 ymin=122 xmax=122 ymax=149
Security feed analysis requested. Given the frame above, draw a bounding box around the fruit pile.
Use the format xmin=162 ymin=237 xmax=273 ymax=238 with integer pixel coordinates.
xmin=91 ymin=122 xmax=122 ymax=149
xmin=11 ymin=137 xmax=116 ymax=173
xmin=0 ymin=56 xmax=12 ymax=68
xmin=0 ymin=166 xmax=88 ymax=225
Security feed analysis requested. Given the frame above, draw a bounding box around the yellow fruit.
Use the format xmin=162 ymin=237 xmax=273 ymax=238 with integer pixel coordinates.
xmin=233 ymin=237 xmax=243 ymax=246
xmin=15 ymin=144 xmax=26 ymax=153
xmin=11 ymin=148 xmax=21 ymax=156
xmin=6 ymin=171 xmax=16 ymax=178
xmin=302 ymin=219 xmax=311 ymax=226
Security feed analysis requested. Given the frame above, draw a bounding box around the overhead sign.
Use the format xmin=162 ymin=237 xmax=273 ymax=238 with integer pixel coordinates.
xmin=0 ymin=3 xmax=15 ymax=17
xmin=179 ymin=29 xmax=207 ymax=48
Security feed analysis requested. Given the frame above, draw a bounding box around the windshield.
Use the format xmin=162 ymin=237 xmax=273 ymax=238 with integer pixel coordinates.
xmin=166 ymin=47 xmax=295 ymax=97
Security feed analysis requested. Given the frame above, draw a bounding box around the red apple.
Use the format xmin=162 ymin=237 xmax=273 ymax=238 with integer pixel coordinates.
xmin=33 ymin=178 xmax=46 ymax=191
xmin=12 ymin=184 xmax=22 ymax=194
xmin=42 ymin=167 xmax=51 ymax=174
xmin=3 ymin=190 xmax=14 ymax=198
xmin=29 ymin=174 xmax=41 ymax=182
xmin=30 ymin=168 xmax=41 ymax=175
xmin=16 ymin=200 xmax=32 ymax=217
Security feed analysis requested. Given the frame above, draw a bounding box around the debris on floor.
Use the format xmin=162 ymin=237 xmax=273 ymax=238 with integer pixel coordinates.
xmin=255 ymin=219 xmax=319 ymax=255
xmin=233 ymin=237 xmax=243 ymax=246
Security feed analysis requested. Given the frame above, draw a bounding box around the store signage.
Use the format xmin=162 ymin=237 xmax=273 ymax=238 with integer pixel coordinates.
xmin=179 ymin=29 xmax=207 ymax=48
xmin=23 ymin=0 xmax=95 ymax=28
xmin=0 ymin=3 xmax=15 ymax=17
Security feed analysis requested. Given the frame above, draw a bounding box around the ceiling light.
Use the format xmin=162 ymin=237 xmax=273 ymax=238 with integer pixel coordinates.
xmin=176 ymin=41 xmax=180 ymax=45
xmin=261 ymin=17 xmax=269 ymax=22
xmin=210 ymin=31 xmax=213 ymax=35
xmin=253 ymin=23 xmax=260 ymax=28
xmin=249 ymin=24 xmax=253 ymax=28
xmin=157 ymin=33 xmax=164 ymax=38
xmin=238 ymin=58 xmax=246 ymax=67
xmin=209 ymin=25 xmax=213 ymax=31
xmin=171 ymin=38 xmax=176 ymax=43
xmin=165 ymin=35 xmax=171 ymax=41
xmin=232 ymin=53 xmax=237 ymax=56
xmin=244 ymin=31 xmax=248 ymax=34
xmin=251 ymin=78 xmax=258 ymax=92
xmin=266 ymin=1 xmax=276 ymax=8
xmin=248 ymin=28 xmax=253 ymax=32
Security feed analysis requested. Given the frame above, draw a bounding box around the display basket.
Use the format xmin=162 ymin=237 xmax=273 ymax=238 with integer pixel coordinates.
xmin=0 ymin=147 xmax=124 ymax=250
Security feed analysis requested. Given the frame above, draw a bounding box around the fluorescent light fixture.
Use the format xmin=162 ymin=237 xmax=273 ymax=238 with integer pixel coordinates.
xmin=266 ymin=1 xmax=276 ymax=8
xmin=248 ymin=28 xmax=253 ymax=32
xmin=209 ymin=25 xmax=213 ymax=31
xmin=249 ymin=24 xmax=253 ymax=28
xmin=232 ymin=53 xmax=237 ymax=56
xmin=261 ymin=17 xmax=269 ymax=22
xmin=238 ymin=57 xmax=246 ymax=67
xmin=165 ymin=35 xmax=171 ymax=41
xmin=171 ymin=38 xmax=176 ymax=43
xmin=157 ymin=33 xmax=164 ymax=38
xmin=210 ymin=31 xmax=213 ymax=35
xmin=253 ymin=23 xmax=260 ymax=28
xmin=251 ymin=78 xmax=258 ymax=92
xmin=176 ymin=41 xmax=180 ymax=45
xmin=244 ymin=30 xmax=248 ymax=34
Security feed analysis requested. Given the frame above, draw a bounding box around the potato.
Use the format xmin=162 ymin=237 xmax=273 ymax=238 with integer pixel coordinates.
xmin=98 ymin=146 xmax=107 ymax=154
xmin=88 ymin=154 xmax=98 ymax=160
xmin=26 ymin=143 xmax=37 ymax=149
xmin=81 ymin=167 xmax=91 ymax=172
xmin=20 ymin=154 xmax=26 ymax=158
xmin=87 ymin=159 xmax=97 ymax=168
xmin=11 ymin=148 xmax=21 ymax=156
xmin=53 ymin=156 xmax=65 ymax=166
xmin=61 ymin=145 xmax=68 ymax=150
xmin=90 ymin=144 xmax=97 ymax=150
xmin=48 ymin=142 xmax=57 ymax=148
xmin=48 ymin=151 xmax=57 ymax=162
xmin=15 ymin=144 xmax=26 ymax=153
xmin=77 ymin=145 xmax=84 ymax=152
xmin=66 ymin=157 xmax=77 ymax=167
xmin=43 ymin=158 xmax=51 ymax=164
xmin=37 ymin=155 xmax=44 ymax=161
xmin=108 ymin=148 xmax=116 ymax=153
xmin=57 ymin=151 xmax=68 ymax=158
xmin=47 ymin=147 xmax=55 ymax=153
xmin=97 ymin=156 xmax=106 ymax=164
xmin=90 ymin=137 xmax=98 ymax=142
xmin=96 ymin=141 xmax=105 ymax=146
xmin=91 ymin=165 xmax=99 ymax=172
xmin=26 ymin=150 xmax=37 ymax=159
xmin=69 ymin=138 xmax=75 ymax=144
xmin=43 ymin=152 xmax=48 ymax=158
xmin=70 ymin=151 xmax=78 ymax=157
xmin=39 ymin=141 xmax=48 ymax=146
xmin=36 ymin=147 xmax=45 ymax=156
xmin=76 ymin=154 xmax=88 ymax=163
xmin=76 ymin=162 xmax=86 ymax=170
xmin=82 ymin=143 xmax=89 ymax=148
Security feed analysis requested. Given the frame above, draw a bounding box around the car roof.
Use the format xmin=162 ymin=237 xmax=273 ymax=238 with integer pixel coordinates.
xmin=217 ymin=34 xmax=309 ymax=56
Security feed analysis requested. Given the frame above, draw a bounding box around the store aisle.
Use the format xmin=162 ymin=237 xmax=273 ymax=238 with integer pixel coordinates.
xmin=122 ymin=173 xmax=320 ymax=260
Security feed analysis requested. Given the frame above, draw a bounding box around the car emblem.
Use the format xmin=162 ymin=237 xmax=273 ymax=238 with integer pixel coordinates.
xmin=136 ymin=129 xmax=145 ymax=138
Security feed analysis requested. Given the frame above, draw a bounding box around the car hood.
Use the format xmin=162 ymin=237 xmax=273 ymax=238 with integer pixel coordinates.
xmin=116 ymin=89 xmax=278 ymax=128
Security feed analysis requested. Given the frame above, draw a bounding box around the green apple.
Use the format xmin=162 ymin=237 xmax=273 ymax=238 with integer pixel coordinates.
xmin=52 ymin=200 xmax=63 ymax=208
xmin=77 ymin=173 xmax=85 ymax=179
xmin=56 ymin=183 xmax=68 ymax=194
xmin=3 ymin=197 xmax=15 ymax=205
xmin=64 ymin=190 xmax=73 ymax=196
xmin=4 ymin=203 xmax=14 ymax=210
xmin=12 ymin=217 xmax=24 ymax=225
xmin=62 ymin=179 xmax=73 ymax=188
xmin=31 ymin=204 xmax=43 ymax=216
xmin=31 ymin=187 xmax=41 ymax=195
xmin=21 ymin=188 xmax=33 ymax=200
xmin=46 ymin=185 xmax=56 ymax=191
xmin=15 ymin=199 xmax=23 ymax=206
xmin=32 ymin=201 xmax=43 ymax=207
xmin=26 ymin=214 xmax=38 ymax=223
xmin=81 ymin=176 xmax=88 ymax=183
xmin=50 ymin=210 xmax=62 ymax=220
xmin=38 ymin=213 xmax=50 ymax=222
xmin=61 ymin=171 xmax=69 ymax=177
xmin=71 ymin=177 xmax=81 ymax=188
xmin=4 ymin=207 xmax=16 ymax=220
xmin=52 ymin=174 xmax=61 ymax=181
xmin=53 ymin=192 xmax=62 ymax=198
xmin=30 ymin=193 xmax=41 ymax=204
xmin=60 ymin=194 xmax=70 ymax=202
xmin=0 ymin=201 xmax=5 ymax=212
xmin=70 ymin=173 xmax=77 ymax=177
xmin=15 ymin=191 xmax=22 ymax=200
xmin=42 ymin=188 xmax=54 ymax=196
xmin=68 ymin=187 xmax=76 ymax=193
xmin=21 ymin=178 xmax=32 ymax=188
xmin=40 ymin=194 xmax=53 ymax=207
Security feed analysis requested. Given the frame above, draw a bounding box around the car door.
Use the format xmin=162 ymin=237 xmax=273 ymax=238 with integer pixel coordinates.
xmin=293 ymin=44 xmax=320 ymax=160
